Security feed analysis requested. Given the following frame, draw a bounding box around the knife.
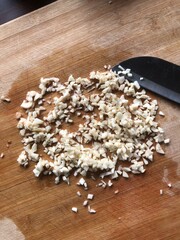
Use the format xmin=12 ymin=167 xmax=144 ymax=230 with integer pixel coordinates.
xmin=112 ymin=56 xmax=180 ymax=104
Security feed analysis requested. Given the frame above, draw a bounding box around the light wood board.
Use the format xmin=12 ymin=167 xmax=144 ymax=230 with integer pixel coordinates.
xmin=0 ymin=0 xmax=180 ymax=239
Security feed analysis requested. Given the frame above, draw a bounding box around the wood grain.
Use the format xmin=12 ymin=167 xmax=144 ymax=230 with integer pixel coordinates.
xmin=0 ymin=0 xmax=180 ymax=239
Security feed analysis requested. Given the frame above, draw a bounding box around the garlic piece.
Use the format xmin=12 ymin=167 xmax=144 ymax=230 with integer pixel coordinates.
xmin=159 ymin=111 xmax=165 ymax=116
xmin=87 ymin=194 xmax=94 ymax=200
xmin=160 ymin=189 xmax=163 ymax=195
xmin=114 ymin=190 xmax=119 ymax=194
xmin=83 ymin=200 xmax=88 ymax=206
xmin=122 ymin=171 xmax=129 ymax=178
xmin=1 ymin=95 xmax=11 ymax=103
xmin=107 ymin=180 xmax=113 ymax=187
xmin=156 ymin=143 xmax=165 ymax=154
xmin=88 ymin=205 xmax=96 ymax=214
xmin=77 ymin=191 xmax=81 ymax=197
xmin=168 ymin=183 xmax=172 ymax=188
xmin=17 ymin=151 xmax=29 ymax=167
xmin=164 ymin=138 xmax=170 ymax=144
xmin=72 ymin=207 xmax=78 ymax=213
xmin=16 ymin=112 xmax=22 ymax=120
xmin=21 ymin=101 xmax=33 ymax=109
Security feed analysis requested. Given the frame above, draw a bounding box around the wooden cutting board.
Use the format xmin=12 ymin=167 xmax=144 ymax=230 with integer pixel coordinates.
xmin=0 ymin=0 xmax=180 ymax=239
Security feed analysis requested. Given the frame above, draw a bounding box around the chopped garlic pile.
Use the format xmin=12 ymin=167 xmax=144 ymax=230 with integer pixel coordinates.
xmin=17 ymin=69 xmax=168 ymax=184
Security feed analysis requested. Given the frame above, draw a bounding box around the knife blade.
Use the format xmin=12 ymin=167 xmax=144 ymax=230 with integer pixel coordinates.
xmin=112 ymin=56 xmax=180 ymax=104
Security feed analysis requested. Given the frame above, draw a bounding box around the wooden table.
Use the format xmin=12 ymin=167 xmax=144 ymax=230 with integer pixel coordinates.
xmin=0 ymin=0 xmax=180 ymax=239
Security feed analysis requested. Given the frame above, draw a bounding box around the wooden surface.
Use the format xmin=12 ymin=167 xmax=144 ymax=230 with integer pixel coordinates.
xmin=0 ymin=0 xmax=180 ymax=239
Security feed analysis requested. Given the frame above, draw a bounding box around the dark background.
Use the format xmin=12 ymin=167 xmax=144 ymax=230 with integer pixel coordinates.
xmin=0 ymin=0 xmax=57 ymax=24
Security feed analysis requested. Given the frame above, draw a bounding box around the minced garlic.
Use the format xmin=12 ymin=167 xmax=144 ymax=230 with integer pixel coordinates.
xmin=16 ymin=68 xmax=169 ymax=185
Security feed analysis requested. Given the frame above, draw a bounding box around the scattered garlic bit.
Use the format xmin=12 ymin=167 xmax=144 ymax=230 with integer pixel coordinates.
xmin=1 ymin=95 xmax=11 ymax=103
xmin=0 ymin=153 xmax=4 ymax=158
xmin=77 ymin=178 xmax=88 ymax=189
xmin=140 ymin=77 xmax=144 ymax=81
xmin=100 ymin=180 xmax=107 ymax=188
xmin=6 ymin=142 xmax=11 ymax=148
xmin=164 ymin=138 xmax=170 ymax=144
xmin=16 ymin=112 xmax=22 ymax=120
xmin=156 ymin=143 xmax=165 ymax=154
xmin=88 ymin=205 xmax=96 ymax=214
xmin=107 ymin=180 xmax=113 ymax=187
xmin=160 ymin=189 xmax=163 ymax=195
xmin=108 ymin=1 xmax=113 ymax=4
xmin=77 ymin=178 xmax=86 ymax=186
xmin=83 ymin=200 xmax=88 ymax=207
xmin=77 ymin=191 xmax=81 ymax=197
xmin=168 ymin=183 xmax=172 ymax=188
xmin=16 ymin=69 xmax=169 ymax=185
xmin=159 ymin=111 xmax=165 ymax=116
xmin=87 ymin=194 xmax=94 ymax=200
xmin=72 ymin=207 xmax=78 ymax=213
xmin=114 ymin=190 xmax=119 ymax=194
